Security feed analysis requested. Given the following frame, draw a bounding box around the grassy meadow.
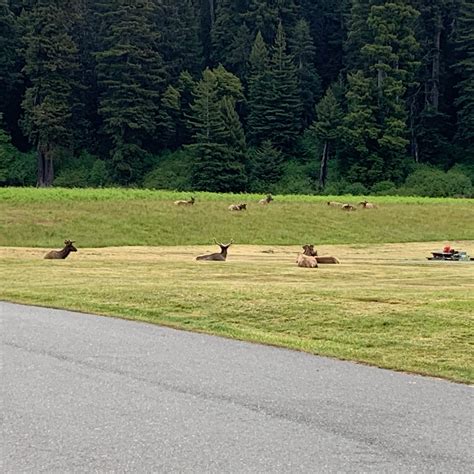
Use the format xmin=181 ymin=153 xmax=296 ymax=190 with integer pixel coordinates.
xmin=1 ymin=188 xmax=473 ymax=383
xmin=1 ymin=187 xmax=473 ymax=247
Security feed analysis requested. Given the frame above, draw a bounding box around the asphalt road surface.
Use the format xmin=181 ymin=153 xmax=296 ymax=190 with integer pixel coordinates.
xmin=1 ymin=302 xmax=472 ymax=473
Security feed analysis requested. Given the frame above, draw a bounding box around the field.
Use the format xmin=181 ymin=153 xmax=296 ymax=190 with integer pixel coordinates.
xmin=1 ymin=188 xmax=473 ymax=383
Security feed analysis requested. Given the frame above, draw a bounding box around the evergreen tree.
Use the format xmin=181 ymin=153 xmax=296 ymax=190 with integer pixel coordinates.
xmin=95 ymin=0 xmax=166 ymax=184
xmin=247 ymin=24 xmax=301 ymax=149
xmin=160 ymin=0 xmax=202 ymax=80
xmin=244 ymin=0 xmax=279 ymax=43
xmin=454 ymin=0 xmax=474 ymax=157
xmin=302 ymin=0 xmax=350 ymax=87
xmin=289 ymin=18 xmax=321 ymax=127
xmin=409 ymin=0 xmax=453 ymax=165
xmin=188 ymin=67 xmax=247 ymax=191
xmin=340 ymin=71 xmax=382 ymax=186
xmin=363 ymin=1 xmax=420 ymax=180
xmin=70 ymin=0 xmax=99 ymax=154
xmin=345 ymin=0 xmax=375 ymax=71
xmin=188 ymin=68 xmax=226 ymax=144
xmin=341 ymin=0 xmax=420 ymax=186
xmin=311 ymin=86 xmax=343 ymax=189
xmin=250 ymin=139 xmax=283 ymax=191
xmin=0 ymin=0 xmax=21 ymax=131
xmin=245 ymin=0 xmax=300 ymax=44
xmin=266 ymin=22 xmax=302 ymax=149
xmin=247 ymin=31 xmax=271 ymax=145
xmin=211 ymin=0 xmax=251 ymax=78
xmin=21 ymin=0 xmax=79 ymax=186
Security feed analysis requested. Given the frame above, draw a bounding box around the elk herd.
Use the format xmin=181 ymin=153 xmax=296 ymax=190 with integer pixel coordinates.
xmin=44 ymin=194 xmax=379 ymax=267
xmin=327 ymin=200 xmax=377 ymax=210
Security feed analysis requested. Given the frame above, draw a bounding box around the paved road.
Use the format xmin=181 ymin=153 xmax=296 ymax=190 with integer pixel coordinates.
xmin=1 ymin=302 xmax=472 ymax=473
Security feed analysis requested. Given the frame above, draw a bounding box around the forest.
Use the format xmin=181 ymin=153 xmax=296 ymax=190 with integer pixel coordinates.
xmin=0 ymin=0 xmax=473 ymax=196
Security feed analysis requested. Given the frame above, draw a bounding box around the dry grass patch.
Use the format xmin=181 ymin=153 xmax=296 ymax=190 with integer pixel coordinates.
xmin=1 ymin=241 xmax=473 ymax=383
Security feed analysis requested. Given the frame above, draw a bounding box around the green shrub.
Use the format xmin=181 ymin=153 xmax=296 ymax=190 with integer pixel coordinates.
xmin=0 ymin=128 xmax=36 ymax=186
xmin=54 ymin=167 xmax=90 ymax=187
xmin=401 ymin=165 xmax=472 ymax=197
xmin=342 ymin=181 xmax=368 ymax=195
xmin=89 ymin=160 xmax=109 ymax=187
xmin=273 ymin=160 xmax=315 ymax=195
xmin=371 ymin=180 xmax=398 ymax=195
xmin=322 ymin=180 xmax=349 ymax=195
xmin=142 ymin=149 xmax=193 ymax=191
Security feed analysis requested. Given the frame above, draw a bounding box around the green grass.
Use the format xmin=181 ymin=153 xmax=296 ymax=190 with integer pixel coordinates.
xmin=1 ymin=187 xmax=473 ymax=247
xmin=1 ymin=188 xmax=473 ymax=383
xmin=1 ymin=243 xmax=473 ymax=383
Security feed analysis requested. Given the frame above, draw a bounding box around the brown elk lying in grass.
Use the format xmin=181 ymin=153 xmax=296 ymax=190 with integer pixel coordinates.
xmin=316 ymin=255 xmax=340 ymax=264
xmin=196 ymin=239 xmax=234 ymax=261
xmin=44 ymin=240 xmax=77 ymax=259
xmin=341 ymin=203 xmax=356 ymax=211
xmin=228 ymin=203 xmax=247 ymax=211
xmin=259 ymin=194 xmax=273 ymax=205
xmin=327 ymin=201 xmax=343 ymax=207
xmin=302 ymin=244 xmax=318 ymax=256
xmin=174 ymin=196 xmax=195 ymax=206
xmin=359 ymin=200 xmax=377 ymax=209
xmin=301 ymin=245 xmax=340 ymax=264
xmin=296 ymin=253 xmax=318 ymax=268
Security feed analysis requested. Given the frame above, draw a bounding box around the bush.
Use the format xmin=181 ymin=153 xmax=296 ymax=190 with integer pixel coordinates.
xmin=342 ymin=181 xmax=368 ymax=195
xmin=321 ymin=179 xmax=349 ymax=195
xmin=143 ymin=149 xmax=193 ymax=191
xmin=0 ymin=128 xmax=36 ymax=186
xmin=401 ymin=165 xmax=473 ymax=197
xmin=273 ymin=160 xmax=315 ymax=195
xmin=54 ymin=167 xmax=90 ymax=187
xmin=371 ymin=180 xmax=398 ymax=195
xmin=89 ymin=160 xmax=109 ymax=187
xmin=53 ymin=152 xmax=111 ymax=188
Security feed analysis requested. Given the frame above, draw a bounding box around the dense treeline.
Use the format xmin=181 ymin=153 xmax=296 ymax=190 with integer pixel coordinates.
xmin=0 ymin=0 xmax=473 ymax=196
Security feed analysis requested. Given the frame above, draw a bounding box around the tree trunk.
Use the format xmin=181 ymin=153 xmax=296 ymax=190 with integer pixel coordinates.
xmin=409 ymin=96 xmax=419 ymax=163
xmin=319 ymin=141 xmax=329 ymax=189
xmin=430 ymin=23 xmax=441 ymax=111
xmin=208 ymin=0 xmax=214 ymax=27
xmin=36 ymin=143 xmax=54 ymax=187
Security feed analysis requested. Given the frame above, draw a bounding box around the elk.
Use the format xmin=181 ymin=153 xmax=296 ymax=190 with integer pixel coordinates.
xmin=296 ymin=253 xmax=318 ymax=268
xmin=301 ymin=244 xmax=340 ymax=264
xmin=44 ymin=240 xmax=77 ymax=259
xmin=327 ymin=201 xmax=343 ymax=207
xmin=359 ymin=200 xmax=377 ymax=209
xmin=228 ymin=203 xmax=247 ymax=211
xmin=341 ymin=203 xmax=356 ymax=211
xmin=196 ymin=239 xmax=234 ymax=261
xmin=302 ymin=244 xmax=318 ymax=256
xmin=259 ymin=194 xmax=273 ymax=205
xmin=316 ymin=256 xmax=340 ymax=264
xmin=174 ymin=196 xmax=195 ymax=206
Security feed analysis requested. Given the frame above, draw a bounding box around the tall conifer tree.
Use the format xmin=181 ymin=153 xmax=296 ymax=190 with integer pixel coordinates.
xmin=454 ymin=0 xmax=474 ymax=157
xmin=21 ymin=0 xmax=79 ymax=186
xmin=95 ymin=0 xmax=166 ymax=184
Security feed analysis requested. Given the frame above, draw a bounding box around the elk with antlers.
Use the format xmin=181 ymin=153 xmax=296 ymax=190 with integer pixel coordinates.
xmin=196 ymin=239 xmax=234 ymax=261
xmin=44 ymin=240 xmax=77 ymax=259
xmin=174 ymin=196 xmax=195 ymax=206
xmin=301 ymin=244 xmax=340 ymax=264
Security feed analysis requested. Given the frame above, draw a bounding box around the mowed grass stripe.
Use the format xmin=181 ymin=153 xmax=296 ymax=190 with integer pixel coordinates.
xmin=0 ymin=188 xmax=473 ymax=247
xmin=1 ymin=242 xmax=473 ymax=383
